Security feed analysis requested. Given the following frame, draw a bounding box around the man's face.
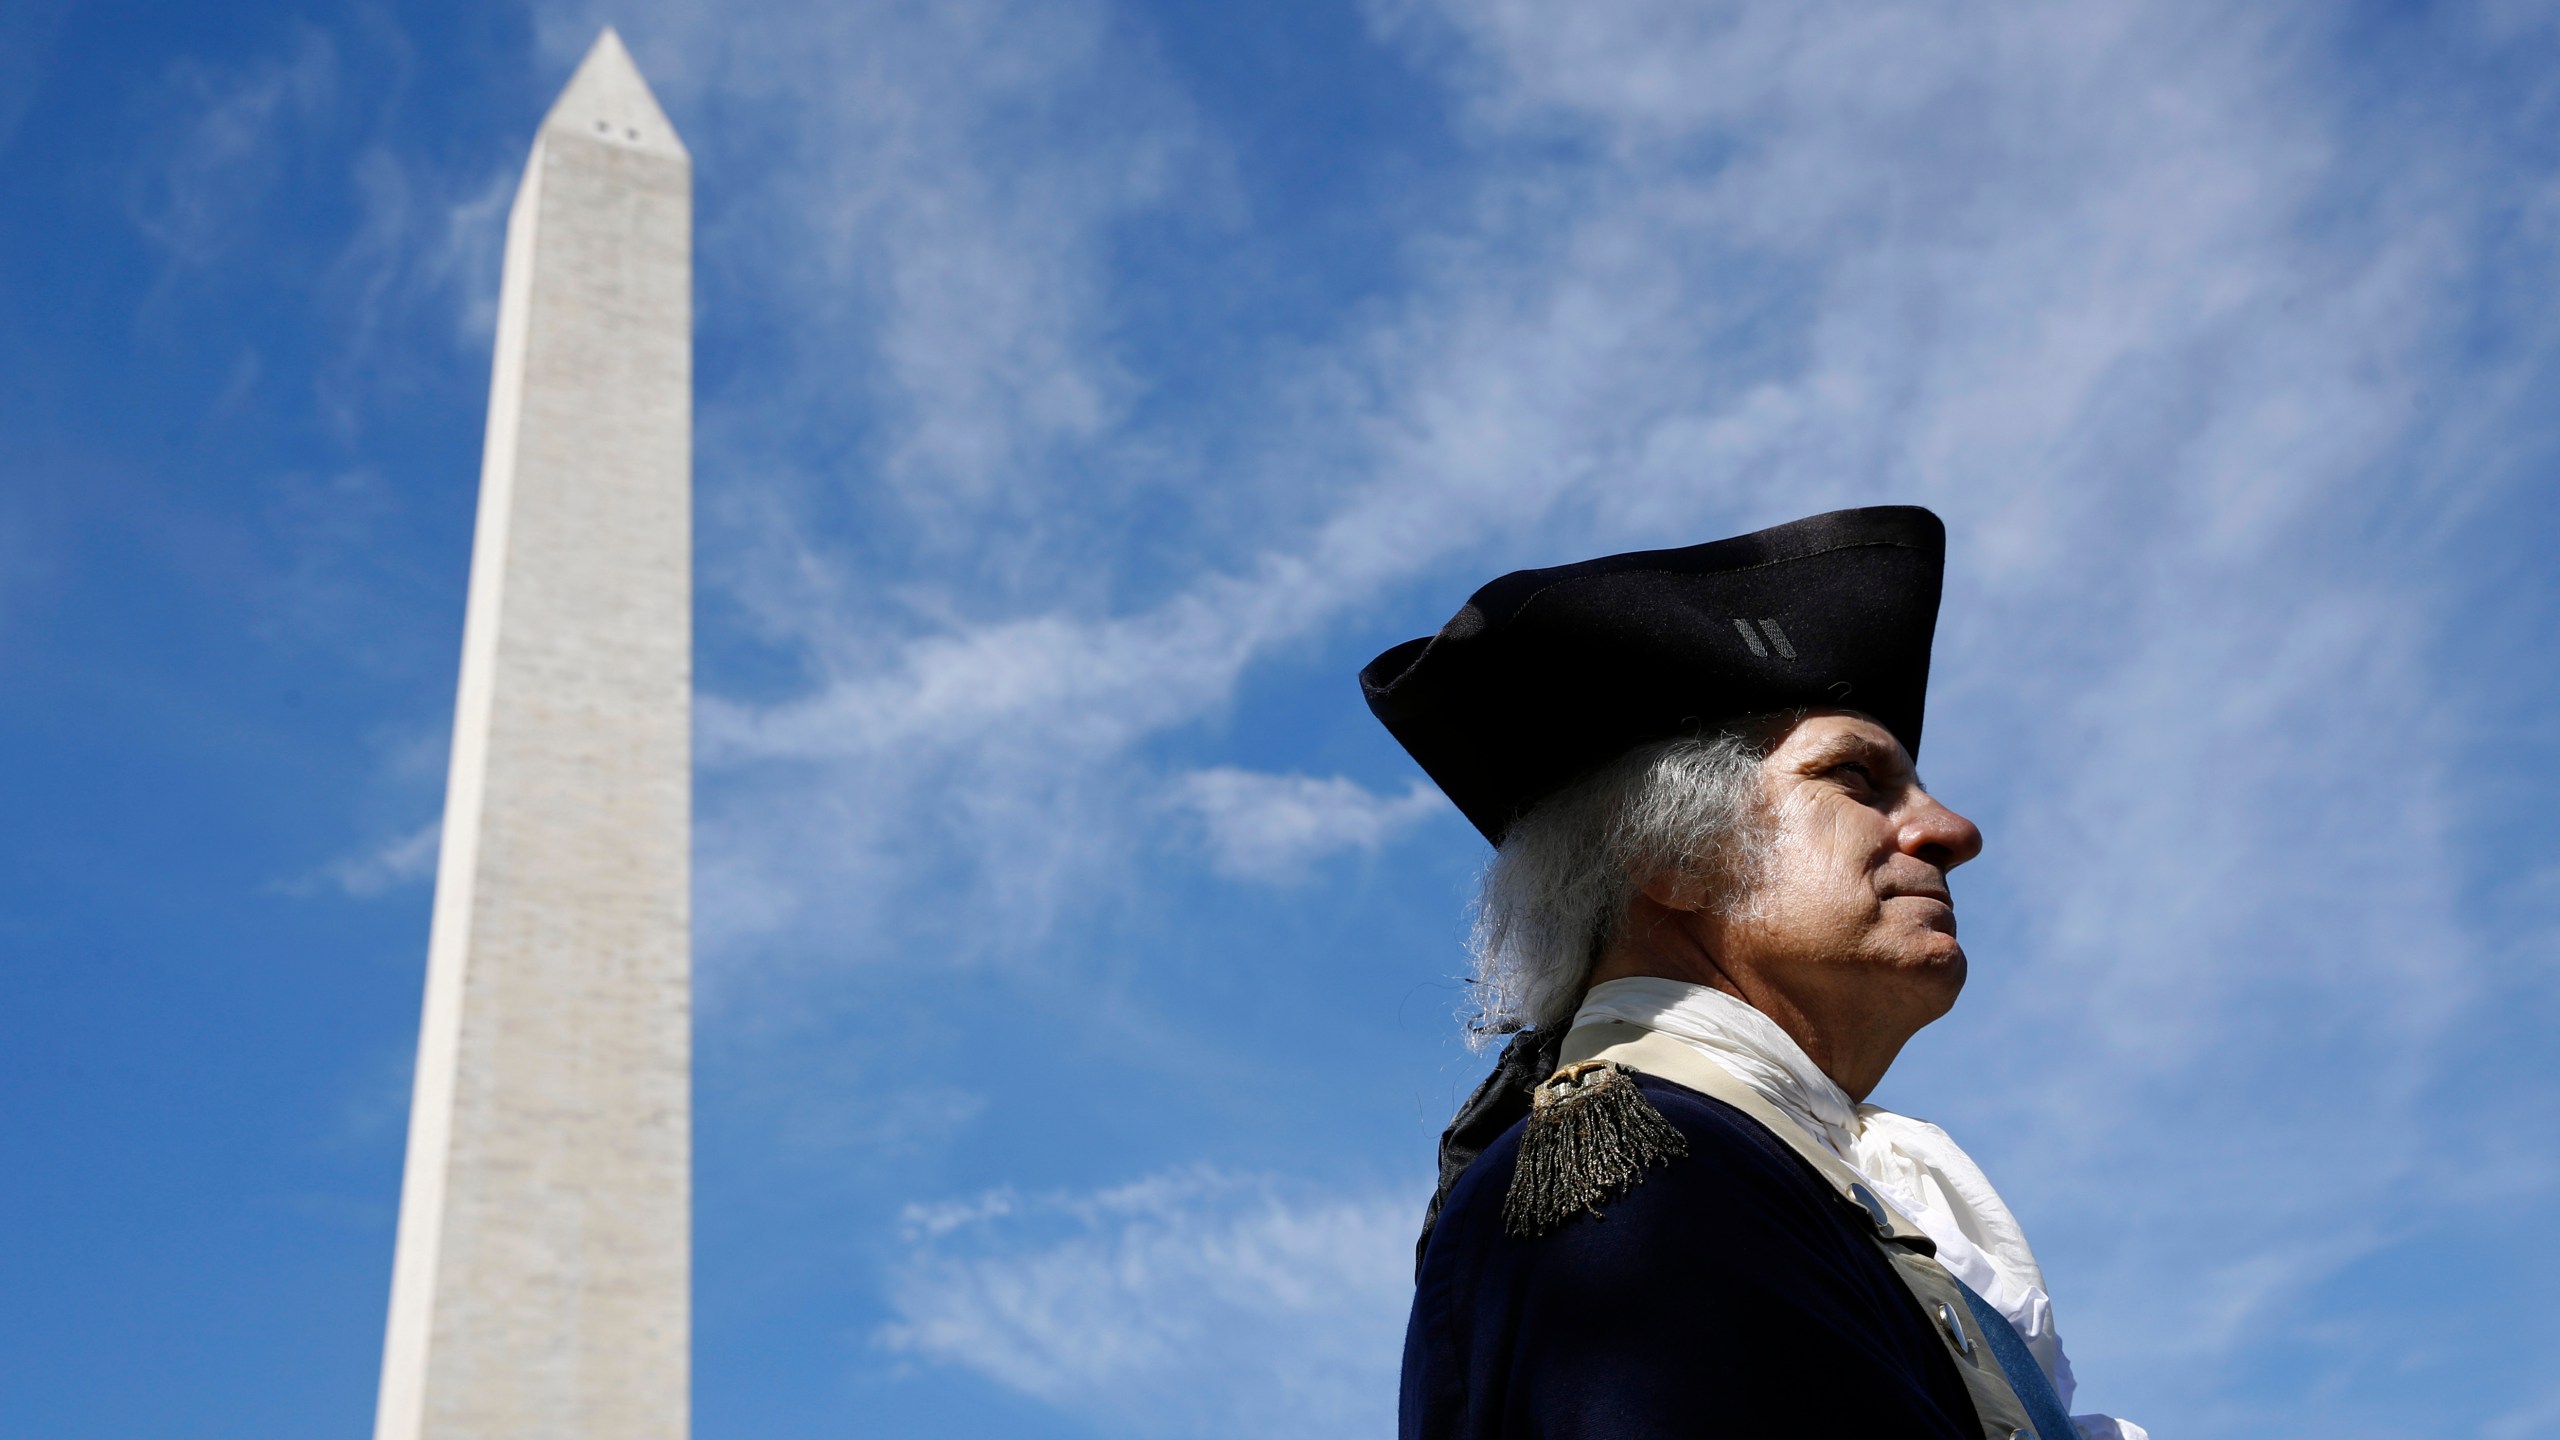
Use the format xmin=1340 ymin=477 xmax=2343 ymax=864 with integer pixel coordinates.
xmin=1695 ymin=711 xmax=1985 ymax=1039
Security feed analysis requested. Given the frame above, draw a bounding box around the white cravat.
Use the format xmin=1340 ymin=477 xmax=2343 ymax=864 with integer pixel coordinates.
xmin=1570 ymin=977 xmax=2147 ymax=1440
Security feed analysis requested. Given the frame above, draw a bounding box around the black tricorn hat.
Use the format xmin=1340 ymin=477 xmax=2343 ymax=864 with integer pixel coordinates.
xmin=1360 ymin=505 xmax=1946 ymax=844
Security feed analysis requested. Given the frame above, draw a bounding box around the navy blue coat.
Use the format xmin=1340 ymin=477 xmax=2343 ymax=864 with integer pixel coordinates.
xmin=1400 ymin=1073 xmax=1985 ymax=1439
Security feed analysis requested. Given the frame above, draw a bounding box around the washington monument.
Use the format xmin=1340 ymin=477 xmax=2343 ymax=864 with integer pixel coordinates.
xmin=374 ymin=30 xmax=691 ymax=1439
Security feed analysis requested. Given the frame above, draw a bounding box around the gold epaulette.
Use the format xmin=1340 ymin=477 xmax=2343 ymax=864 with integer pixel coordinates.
xmin=1501 ymin=1060 xmax=1690 ymax=1237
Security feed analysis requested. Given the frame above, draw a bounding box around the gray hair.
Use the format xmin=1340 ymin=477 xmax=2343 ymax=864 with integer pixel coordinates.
xmin=1465 ymin=722 xmax=1783 ymax=1041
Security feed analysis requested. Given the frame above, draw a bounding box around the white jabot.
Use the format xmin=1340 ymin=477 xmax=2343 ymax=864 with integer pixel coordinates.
xmin=1570 ymin=977 xmax=2148 ymax=1440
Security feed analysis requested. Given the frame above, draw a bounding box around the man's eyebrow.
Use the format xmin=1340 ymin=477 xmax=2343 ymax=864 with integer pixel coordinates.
xmin=1792 ymin=730 xmax=1915 ymax=777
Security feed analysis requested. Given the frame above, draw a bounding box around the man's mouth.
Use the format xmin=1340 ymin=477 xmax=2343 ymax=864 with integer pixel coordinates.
xmin=1886 ymin=892 xmax=1958 ymax=932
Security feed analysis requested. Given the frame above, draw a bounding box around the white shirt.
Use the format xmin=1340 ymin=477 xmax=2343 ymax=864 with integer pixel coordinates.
xmin=1570 ymin=977 xmax=2148 ymax=1440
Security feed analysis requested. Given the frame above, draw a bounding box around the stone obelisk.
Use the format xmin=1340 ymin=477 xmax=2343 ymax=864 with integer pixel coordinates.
xmin=375 ymin=29 xmax=689 ymax=1440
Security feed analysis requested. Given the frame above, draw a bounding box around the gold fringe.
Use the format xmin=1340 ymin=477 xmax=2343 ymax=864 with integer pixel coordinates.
xmin=1502 ymin=1061 xmax=1690 ymax=1238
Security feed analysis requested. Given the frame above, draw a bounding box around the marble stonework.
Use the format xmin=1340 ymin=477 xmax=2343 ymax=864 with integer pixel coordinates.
xmin=374 ymin=29 xmax=691 ymax=1440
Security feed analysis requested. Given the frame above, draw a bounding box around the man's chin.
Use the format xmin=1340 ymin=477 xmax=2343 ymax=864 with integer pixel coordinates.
xmin=1842 ymin=938 xmax=1966 ymax=1004
xmin=1905 ymin=943 xmax=1968 ymax=1009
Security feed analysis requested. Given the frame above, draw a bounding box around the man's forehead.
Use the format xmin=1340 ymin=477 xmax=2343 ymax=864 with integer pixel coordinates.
xmin=1772 ymin=711 xmax=1912 ymax=766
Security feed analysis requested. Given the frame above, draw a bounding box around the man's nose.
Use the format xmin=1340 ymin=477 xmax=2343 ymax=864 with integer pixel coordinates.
xmin=1901 ymin=793 xmax=1984 ymax=871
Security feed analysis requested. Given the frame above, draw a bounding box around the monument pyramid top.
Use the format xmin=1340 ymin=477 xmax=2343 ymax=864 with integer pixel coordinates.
xmin=540 ymin=27 xmax=688 ymax=163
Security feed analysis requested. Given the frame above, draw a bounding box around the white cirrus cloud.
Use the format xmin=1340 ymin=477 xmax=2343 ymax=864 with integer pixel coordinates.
xmin=1174 ymin=768 xmax=1451 ymax=882
xmin=282 ymin=819 xmax=441 ymax=899
xmin=127 ymin=26 xmax=339 ymax=265
xmin=541 ymin=0 xmax=1218 ymax=531
xmin=880 ymin=1168 xmax=1419 ymax=1440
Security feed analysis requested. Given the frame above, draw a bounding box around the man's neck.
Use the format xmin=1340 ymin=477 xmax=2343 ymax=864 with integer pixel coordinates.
xmin=1584 ymin=899 xmax=1909 ymax=1102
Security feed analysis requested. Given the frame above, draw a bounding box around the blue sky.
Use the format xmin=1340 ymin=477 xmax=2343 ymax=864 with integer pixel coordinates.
xmin=6 ymin=0 xmax=2560 ymax=1435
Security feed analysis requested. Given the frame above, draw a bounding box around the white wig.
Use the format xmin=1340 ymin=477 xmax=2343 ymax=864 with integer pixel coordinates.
xmin=1465 ymin=722 xmax=1780 ymax=1040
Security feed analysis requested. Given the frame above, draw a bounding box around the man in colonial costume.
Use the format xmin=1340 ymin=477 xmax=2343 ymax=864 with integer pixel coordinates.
xmin=1366 ymin=507 xmax=2144 ymax=1439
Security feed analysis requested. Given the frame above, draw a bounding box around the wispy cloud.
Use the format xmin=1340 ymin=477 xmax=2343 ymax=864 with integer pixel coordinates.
xmin=2486 ymin=1378 xmax=2560 ymax=1440
xmin=548 ymin=0 xmax=1220 ymax=535
xmin=122 ymin=21 xmax=527 ymax=450
xmin=685 ymin=0 xmax=2479 ymax=965
xmin=127 ymin=27 xmax=338 ymax=265
xmin=312 ymin=146 xmax=518 ymax=430
xmin=0 ymin=0 xmax=75 ymax=161
xmin=282 ymin=819 xmax=439 ymax=898
xmin=881 ymin=1168 xmax=1417 ymax=1439
xmin=1174 ymin=768 xmax=1450 ymax=882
